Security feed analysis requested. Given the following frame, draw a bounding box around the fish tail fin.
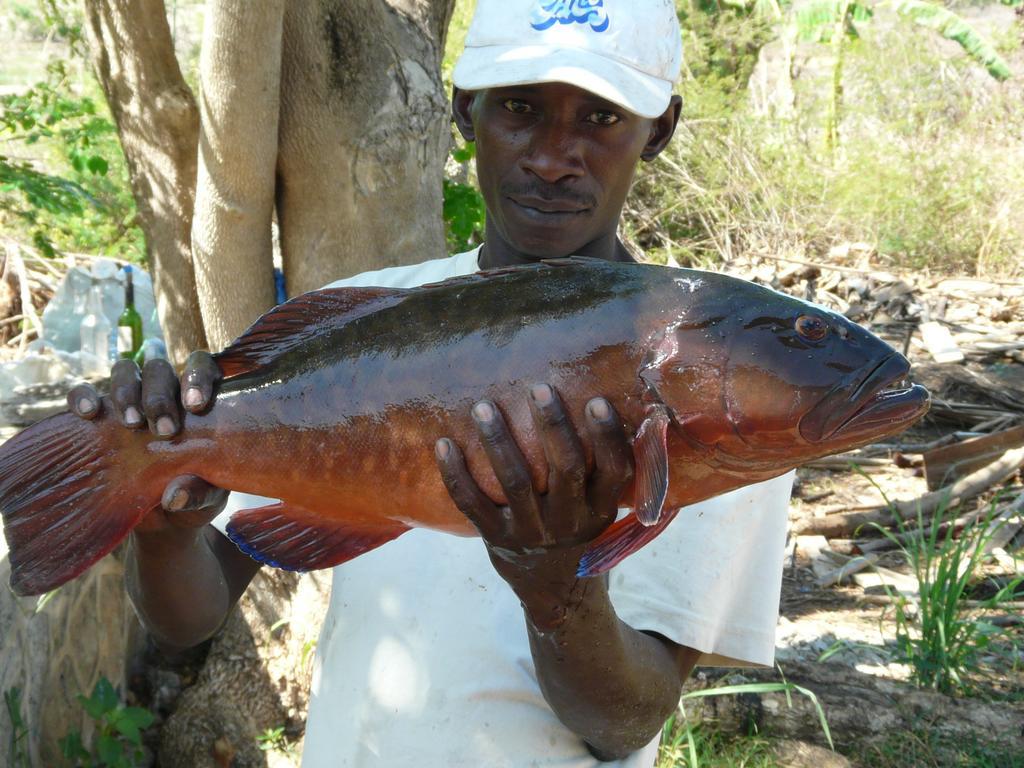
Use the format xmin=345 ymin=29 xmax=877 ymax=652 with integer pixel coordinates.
xmin=577 ymin=507 xmax=682 ymax=578
xmin=0 ymin=411 xmax=160 ymax=596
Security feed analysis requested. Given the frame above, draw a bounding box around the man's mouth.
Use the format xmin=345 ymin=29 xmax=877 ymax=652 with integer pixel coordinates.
xmin=508 ymin=195 xmax=591 ymax=217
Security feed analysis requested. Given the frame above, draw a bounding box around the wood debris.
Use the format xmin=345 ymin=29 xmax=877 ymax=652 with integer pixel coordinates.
xmin=743 ymin=247 xmax=1023 ymax=622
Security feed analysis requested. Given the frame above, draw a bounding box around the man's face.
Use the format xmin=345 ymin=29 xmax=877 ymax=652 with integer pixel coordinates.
xmin=454 ymin=83 xmax=677 ymax=261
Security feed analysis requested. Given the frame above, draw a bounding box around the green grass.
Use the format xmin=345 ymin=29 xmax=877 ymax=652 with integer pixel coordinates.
xmin=626 ymin=15 xmax=1024 ymax=277
xmin=657 ymin=678 xmax=834 ymax=767
xmin=658 ymin=716 xmax=780 ymax=768
xmin=873 ymin=501 xmax=1024 ymax=695
xmin=859 ymin=728 xmax=1024 ymax=768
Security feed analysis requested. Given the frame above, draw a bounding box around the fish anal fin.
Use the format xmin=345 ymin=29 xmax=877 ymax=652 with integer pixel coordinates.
xmin=576 ymin=508 xmax=681 ymax=578
xmin=214 ymin=287 xmax=407 ymax=379
xmin=225 ymin=503 xmax=409 ymax=572
xmin=634 ymin=405 xmax=671 ymax=526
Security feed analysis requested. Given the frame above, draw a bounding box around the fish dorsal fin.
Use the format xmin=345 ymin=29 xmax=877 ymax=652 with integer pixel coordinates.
xmin=214 ymin=287 xmax=407 ymax=379
xmin=414 ymin=256 xmax=604 ymax=292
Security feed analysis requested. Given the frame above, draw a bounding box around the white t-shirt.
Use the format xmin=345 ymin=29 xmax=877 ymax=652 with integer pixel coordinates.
xmin=214 ymin=248 xmax=793 ymax=767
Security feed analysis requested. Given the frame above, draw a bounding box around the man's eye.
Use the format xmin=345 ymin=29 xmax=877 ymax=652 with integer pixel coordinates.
xmin=503 ymin=99 xmax=534 ymax=114
xmin=586 ymin=111 xmax=620 ymax=125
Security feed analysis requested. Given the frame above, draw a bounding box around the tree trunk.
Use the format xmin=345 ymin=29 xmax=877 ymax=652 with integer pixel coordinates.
xmin=82 ymin=0 xmax=208 ymax=365
xmin=193 ymin=0 xmax=456 ymax=349
xmin=28 ymin=2 xmax=457 ymax=761
xmin=0 ymin=538 xmax=139 ymax=766
xmin=276 ymin=0 xmax=454 ymax=300
xmin=190 ymin=0 xmax=283 ymax=349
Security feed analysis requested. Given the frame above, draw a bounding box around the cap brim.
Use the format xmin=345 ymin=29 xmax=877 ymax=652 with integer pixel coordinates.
xmin=453 ymin=45 xmax=673 ymax=119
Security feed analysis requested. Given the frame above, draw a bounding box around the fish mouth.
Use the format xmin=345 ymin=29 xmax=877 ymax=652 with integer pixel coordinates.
xmin=799 ymin=354 xmax=931 ymax=444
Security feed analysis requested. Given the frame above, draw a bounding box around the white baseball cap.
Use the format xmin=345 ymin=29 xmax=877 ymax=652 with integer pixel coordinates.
xmin=453 ymin=0 xmax=683 ymax=119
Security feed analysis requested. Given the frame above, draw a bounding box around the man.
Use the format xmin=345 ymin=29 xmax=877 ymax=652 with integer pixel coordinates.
xmin=70 ymin=1 xmax=792 ymax=764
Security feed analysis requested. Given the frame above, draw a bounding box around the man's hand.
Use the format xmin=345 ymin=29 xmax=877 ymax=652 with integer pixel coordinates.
xmin=66 ymin=351 xmax=256 ymax=650
xmin=435 ymin=383 xmax=633 ymax=630
xmin=67 ymin=352 xmax=228 ymax=528
xmin=436 ymin=384 xmax=696 ymax=761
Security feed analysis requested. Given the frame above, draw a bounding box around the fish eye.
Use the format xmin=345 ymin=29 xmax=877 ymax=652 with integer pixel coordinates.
xmin=795 ymin=315 xmax=828 ymax=341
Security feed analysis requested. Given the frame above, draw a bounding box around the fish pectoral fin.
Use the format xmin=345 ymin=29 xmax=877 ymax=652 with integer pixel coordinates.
xmin=633 ymin=405 xmax=671 ymax=526
xmin=226 ymin=503 xmax=410 ymax=572
xmin=577 ymin=507 xmax=681 ymax=578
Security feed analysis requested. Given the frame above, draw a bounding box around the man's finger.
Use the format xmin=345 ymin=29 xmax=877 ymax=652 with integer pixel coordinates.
xmin=67 ymin=382 xmax=102 ymax=420
xmin=181 ymin=350 xmax=220 ymax=413
xmin=161 ymin=474 xmax=229 ymax=528
xmin=527 ymin=383 xmax=586 ymax=538
xmin=109 ymin=358 xmax=144 ymax=428
xmin=584 ymin=397 xmax=633 ymax=524
xmin=435 ymin=438 xmax=504 ymax=540
xmin=141 ymin=358 xmax=182 ymax=438
xmin=472 ymin=400 xmax=545 ymax=545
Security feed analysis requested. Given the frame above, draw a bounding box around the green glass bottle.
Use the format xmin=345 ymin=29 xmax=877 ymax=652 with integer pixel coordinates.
xmin=117 ymin=265 xmax=143 ymax=360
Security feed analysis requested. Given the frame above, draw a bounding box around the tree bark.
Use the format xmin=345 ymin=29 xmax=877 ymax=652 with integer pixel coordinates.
xmin=82 ymin=0 xmax=208 ymax=365
xmin=192 ymin=0 xmax=456 ymax=349
xmin=190 ymin=0 xmax=283 ymax=349
xmin=277 ymin=0 xmax=454 ymax=299
xmin=0 ymin=540 xmax=139 ymax=766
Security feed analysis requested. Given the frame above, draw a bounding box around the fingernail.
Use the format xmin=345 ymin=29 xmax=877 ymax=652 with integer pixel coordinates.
xmin=435 ymin=438 xmax=451 ymax=460
xmin=530 ymin=384 xmax=552 ymax=406
xmin=472 ymin=401 xmax=494 ymax=423
xmin=588 ymin=399 xmax=610 ymax=420
xmin=77 ymin=398 xmax=95 ymax=415
xmin=184 ymin=387 xmax=204 ymax=408
xmin=156 ymin=416 xmax=176 ymax=436
xmin=166 ymin=488 xmax=188 ymax=511
xmin=124 ymin=406 xmax=142 ymax=426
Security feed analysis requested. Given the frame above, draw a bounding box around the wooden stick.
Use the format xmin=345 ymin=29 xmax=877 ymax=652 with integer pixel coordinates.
xmin=861 ymin=593 xmax=1024 ymax=612
xmin=5 ymin=243 xmax=43 ymax=353
xmin=794 ymin=446 xmax=1024 ymax=538
xmin=0 ymin=314 xmax=24 ymax=329
xmin=815 ymin=553 xmax=880 ymax=588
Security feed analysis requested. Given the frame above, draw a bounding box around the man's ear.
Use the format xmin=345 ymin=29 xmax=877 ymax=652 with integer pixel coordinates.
xmin=640 ymin=95 xmax=682 ymax=162
xmin=452 ymin=86 xmax=476 ymax=142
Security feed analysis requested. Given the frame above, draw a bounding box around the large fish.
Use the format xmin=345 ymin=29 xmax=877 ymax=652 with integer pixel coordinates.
xmin=1 ymin=258 xmax=929 ymax=596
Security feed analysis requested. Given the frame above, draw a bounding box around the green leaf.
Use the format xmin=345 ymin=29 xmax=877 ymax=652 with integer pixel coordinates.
xmin=891 ymin=0 xmax=1013 ymax=80
xmin=87 ymin=155 xmax=109 ymax=175
xmin=122 ymin=706 xmax=155 ymax=730
xmin=451 ymin=142 xmax=476 ymax=163
xmin=77 ymin=692 xmax=107 ymax=720
xmin=91 ymin=677 xmax=120 ymax=715
xmin=97 ymin=732 xmax=123 ymax=764
xmin=36 ymin=586 xmax=60 ymax=613
xmin=442 ymin=179 xmax=486 ymax=249
xmin=112 ymin=711 xmax=141 ymax=745
xmin=59 ymin=729 xmax=89 ymax=761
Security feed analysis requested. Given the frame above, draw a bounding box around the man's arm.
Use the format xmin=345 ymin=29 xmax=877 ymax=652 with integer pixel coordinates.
xmin=436 ymin=386 xmax=697 ymax=760
xmin=69 ymin=355 xmax=260 ymax=652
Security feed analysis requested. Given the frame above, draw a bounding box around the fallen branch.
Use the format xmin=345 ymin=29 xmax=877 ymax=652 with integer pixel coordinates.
xmin=794 ymin=447 xmax=1024 ymax=538
xmin=815 ymin=553 xmax=880 ymax=588
xmin=4 ymin=243 xmax=44 ymax=353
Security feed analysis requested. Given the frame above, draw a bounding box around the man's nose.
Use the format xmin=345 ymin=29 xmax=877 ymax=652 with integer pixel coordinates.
xmin=518 ymin=121 xmax=584 ymax=184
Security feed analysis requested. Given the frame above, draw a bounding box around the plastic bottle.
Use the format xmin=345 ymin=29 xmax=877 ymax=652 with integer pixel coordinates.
xmin=79 ymin=280 xmax=112 ymax=376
